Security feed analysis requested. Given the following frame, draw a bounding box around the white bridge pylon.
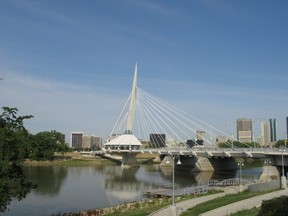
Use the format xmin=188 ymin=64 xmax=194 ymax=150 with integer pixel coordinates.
xmin=104 ymin=64 xmax=236 ymax=150
xmin=105 ymin=63 xmax=142 ymax=151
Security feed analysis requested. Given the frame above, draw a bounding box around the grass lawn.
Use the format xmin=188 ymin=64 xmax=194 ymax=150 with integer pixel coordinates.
xmin=180 ymin=190 xmax=276 ymax=216
xmin=229 ymin=207 xmax=260 ymax=216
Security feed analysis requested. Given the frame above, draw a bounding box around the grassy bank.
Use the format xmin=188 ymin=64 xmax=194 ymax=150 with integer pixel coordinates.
xmin=23 ymin=152 xmax=117 ymax=166
xmin=23 ymin=158 xmax=117 ymax=166
xmin=60 ymin=190 xmax=222 ymax=216
xmin=59 ymin=189 xmax=276 ymax=216
xmin=230 ymin=207 xmax=260 ymax=216
xmin=23 ymin=152 xmax=159 ymax=166
xmin=180 ymin=189 xmax=277 ymax=216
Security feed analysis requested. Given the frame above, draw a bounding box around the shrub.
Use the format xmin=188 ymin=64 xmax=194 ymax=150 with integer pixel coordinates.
xmin=258 ymin=195 xmax=288 ymax=216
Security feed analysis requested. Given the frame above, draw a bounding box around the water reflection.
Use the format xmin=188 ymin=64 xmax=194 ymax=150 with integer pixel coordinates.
xmin=104 ymin=166 xmax=143 ymax=204
xmin=0 ymin=164 xmax=35 ymax=213
xmin=24 ymin=166 xmax=67 ymax=197
xmin=3 ymin=164 xmax=264 ymax=216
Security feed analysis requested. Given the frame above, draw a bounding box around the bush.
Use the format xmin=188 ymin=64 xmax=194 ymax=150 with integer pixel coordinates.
xmin=258 ymin=195 xmax=288 ymax=216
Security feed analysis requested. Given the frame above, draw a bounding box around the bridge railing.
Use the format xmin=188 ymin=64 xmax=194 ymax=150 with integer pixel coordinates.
xmin=177 ymin=178 xmax=252 ymax=197
xmin=140 ymin=147 xmax=288 ymax=154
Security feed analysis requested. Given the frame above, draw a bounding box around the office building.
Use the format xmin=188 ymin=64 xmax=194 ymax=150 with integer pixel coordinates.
xmin=237 ymin=118 xmax=253 ymax=143
xmin=150 ymin=134 xmax=165 ymax=148
xmin=269 ymin=118 xmax=277 ymax=142
xmin=260 ymin=121 xmax=269 ymax=146
xmin=71 ymin=132 xmax=83 ymax=148
xmin=82 ymin=135 xmax=103 ymax=149
xmin=71 ymin=133 xmax=103 ymax=149
xmin=286 ymin=116 xmax=288 ymax=140
xmin=196 ymin=130 xmax=205 ymax=146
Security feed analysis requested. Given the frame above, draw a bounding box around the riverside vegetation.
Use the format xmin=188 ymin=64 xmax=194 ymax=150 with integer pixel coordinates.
xmin=52 ymin=189 xmax=284 ymax=216
xmin=57 ymin=190 xmax=222 ymax=216
xmin=0 ymin=107 xmax=69 ymax=212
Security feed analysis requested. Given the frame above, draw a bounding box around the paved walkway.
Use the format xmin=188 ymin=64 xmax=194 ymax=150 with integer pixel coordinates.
xmin=201 ymin=188 xmax=288 ymax=216
xmin=149 ymin=188 xmax=237 ymax=216
xmin=149 ymin=187 xmax=288 ymax=216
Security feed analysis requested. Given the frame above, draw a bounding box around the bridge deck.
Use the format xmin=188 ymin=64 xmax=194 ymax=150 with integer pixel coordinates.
xmin=102 ymin=147 xmax=288 ymax=158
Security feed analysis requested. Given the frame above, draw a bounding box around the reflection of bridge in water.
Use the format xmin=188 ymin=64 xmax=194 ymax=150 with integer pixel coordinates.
xmin=101 ymin=65 xmax=288 ymax=175
xmin=99 ymin=164 xmax=254 ymax=205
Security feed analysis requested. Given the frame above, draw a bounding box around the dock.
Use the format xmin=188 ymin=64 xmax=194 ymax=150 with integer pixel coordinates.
xmin=144 ymin=185 xmax=211 ymax=198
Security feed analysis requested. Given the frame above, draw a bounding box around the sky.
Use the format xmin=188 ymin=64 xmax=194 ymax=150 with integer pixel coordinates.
xmin=0 ymin=0 xmax=287 ymax=143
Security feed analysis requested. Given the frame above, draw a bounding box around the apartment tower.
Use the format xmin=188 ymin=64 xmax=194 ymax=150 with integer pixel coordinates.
xmin=71 ymin=132 xmax=83 ymax=148
xmin=269 ymin=118 xmax=277 ymax=142
xmin=237 ymin=118 xmax=253 ymax=143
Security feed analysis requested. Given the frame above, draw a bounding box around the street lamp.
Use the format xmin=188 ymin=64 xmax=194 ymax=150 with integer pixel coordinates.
xmin=166 ymin=154 xmax=182 ymax=216
xmin=238 ymin=159 xmax=244 ymax=192
xmin=264 ymin=159 xmax=271 ymax=181
xmin=279 ymin=146 xmax=286 ymax=189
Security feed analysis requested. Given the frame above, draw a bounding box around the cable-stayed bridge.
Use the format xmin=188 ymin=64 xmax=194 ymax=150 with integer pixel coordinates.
xmin=102 ymin=64 xmax=288 ymax=172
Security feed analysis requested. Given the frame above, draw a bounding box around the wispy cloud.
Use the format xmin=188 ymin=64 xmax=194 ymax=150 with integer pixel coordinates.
xmin=0 ymin=71 xmax=127 ymax=142
xmin=1 ymin=69 xmax=287 ymax=141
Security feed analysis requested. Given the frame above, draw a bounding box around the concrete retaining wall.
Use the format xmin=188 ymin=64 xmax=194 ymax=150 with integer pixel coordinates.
xmin=248 ymin=180 xmax=280 ymax=192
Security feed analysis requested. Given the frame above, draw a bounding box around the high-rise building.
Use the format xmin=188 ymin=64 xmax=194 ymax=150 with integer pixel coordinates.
xmin=71 ymin=133 xmax=102 ymax=149
xmin=260 ymin=121 xmax=269 ymax=146
xmin=71 ymin=132 xmax=83 ymax=148
xmin=237 ymin=118 xmax=253 ymax=143
xmin=196 ymin=130 xmax=205 ymax=146
xmin=269 ymin=118 xmax=277 ymax=142
xmin=150 ymin=134 xmax=165 ymax=148
xmin=82 ymin=135 xmax=102 ymax=149
xmin=286 ymin=116 xmax=288 ymax=140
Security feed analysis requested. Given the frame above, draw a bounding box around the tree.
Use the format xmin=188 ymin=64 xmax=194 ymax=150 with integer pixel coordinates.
xmin=0 ymin=107 xmax=35 ymax=212
xmin=218 ymin=141 xmax=261 ymax=148
xmin=0 ymin=107 xmax=33 ymax=163
xmin=0 ymin=163 xmax=36 ymax=212
xmin=274 ymin=140 xmax=287 ymax=148
xmin=29 ymin=130 xmax=68 ymax=160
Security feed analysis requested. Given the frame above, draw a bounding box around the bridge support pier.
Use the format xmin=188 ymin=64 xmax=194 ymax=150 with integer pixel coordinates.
xmin=192 ymin=157 xmax=214 ymax=171
xmin=122 ymin=153 xmax=138 ymax=167
xmin=161 ymin=156 xmax=237 ymax=171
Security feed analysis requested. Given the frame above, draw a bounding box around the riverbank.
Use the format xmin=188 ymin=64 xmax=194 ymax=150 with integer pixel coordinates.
xmin=58 ymin=190 xmax=222 ymax=216
xmin=23 ymin=152 xmax=115 ymax=166
xmin=58 ymin=187 xmax=284 ymax=216
xmin=23 ymin=152 xmax=159 ymax=166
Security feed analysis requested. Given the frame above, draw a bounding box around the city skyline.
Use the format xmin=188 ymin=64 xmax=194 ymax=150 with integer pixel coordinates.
xmin=0 ymin=1 xmax=287 ymax=141
xmin=72 ymin=115 xmax=285 ymax=146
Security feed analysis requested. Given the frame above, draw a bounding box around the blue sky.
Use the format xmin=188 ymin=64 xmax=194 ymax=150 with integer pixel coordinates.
xmin=0 ymin=0 xmax=287 ymax=142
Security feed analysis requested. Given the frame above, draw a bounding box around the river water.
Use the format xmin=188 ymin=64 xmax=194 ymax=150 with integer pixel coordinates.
xmin=3 ymin=164 xmax=263 ymax=216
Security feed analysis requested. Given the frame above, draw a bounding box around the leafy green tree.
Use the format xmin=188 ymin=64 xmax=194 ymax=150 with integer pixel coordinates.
xmin=0 ymin=163 xmax=36 ymax=212
xmin=29 ymin=130 xmax=68 ymax=160
xmin=0 ymin=107 xmax=33 ymax=163
xmin=218 ymin=141 xmax=261 ymax=148
xmin=274 ymin=140 xmax=287 ymax=148
xmin=0 ymin=107 xmax=35 ymax=212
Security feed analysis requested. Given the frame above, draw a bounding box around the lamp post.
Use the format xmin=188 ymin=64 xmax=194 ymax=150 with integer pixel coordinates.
xmin=279 ymin=146 xmax=286 ymax=189
xmin=238 ymin=159 xmax=244 ymax=192
xmin=166 ymin=154 xmax=181 ymax=216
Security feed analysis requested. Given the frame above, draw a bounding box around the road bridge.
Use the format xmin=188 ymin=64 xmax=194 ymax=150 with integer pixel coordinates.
xmin=100 ymin=147 xmax=288 ymax=173
xmin=101 ymin=65 xmax=288 ymax=175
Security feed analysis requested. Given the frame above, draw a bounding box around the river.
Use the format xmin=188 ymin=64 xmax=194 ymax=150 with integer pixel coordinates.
xmin=3 ymin=164 xmax=263 ymax=216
